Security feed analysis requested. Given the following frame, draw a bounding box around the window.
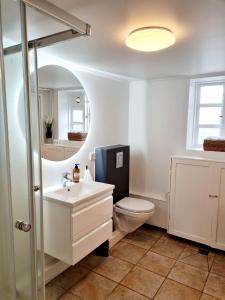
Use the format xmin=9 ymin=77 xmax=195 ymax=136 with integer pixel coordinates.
xmin=70 ymin=108 xmax=84 ymax=132
xmin=187 ymin=77 xmax=225 ymax=149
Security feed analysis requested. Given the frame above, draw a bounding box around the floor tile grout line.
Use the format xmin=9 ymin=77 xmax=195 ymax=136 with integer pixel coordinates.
xmin=202 ymin=291 xmax=221 ymax=300
xmin=166 ymin=277 xmax=207 ymax=294
xmin=207 ymin=252 xmax=215 ymax=272
xmin=57 ymin=290 xmax=83 ymax=300
xmin=210 ymin=269 xmax=225 ymax=279
xmin=110 ymin=233 xmax=164 ymax=299
xmin=154 ymin=243 xmax=212 ymax=272
xmin=110 ymin=252 xmax=147 ymax=265
xmin=110 ymin=254 xmax=152 ymax=299
xmin=153 ymin=248 xmax=193 ymax=299
xmin=153 ymin=243 xmax=176 ymax=300
xmin=123 ymin=230 xmax=164 ymax=250
xmin=103 ymin=281 xmax=119 ymax=300
xmin=152 ymin=272 xmax=167 ymax=299
xmin=119 ymin=239 xmax=153 ymax=250
xmin=93 ymin=253 xmax=134 ymax=270
xmin=118 ymin=238 xmax=159 ymax=251
xmin=56 ymin=289 xmax=68 ymax=300
xmin=110 ymin=241 xmax=149 ymax=264
xmin=171 ymin=259 xmax=209 ymax=274
xmin=58 ymin=234 xmax=184 ymax=298
xmin=118 ymin=239 xmax=166 ymax=300
xmin=73 ymin=251 xmax=220 ymax=300
xmin=69 ymin=270 xmax=119 ymax=299
xmin=178 ymin=250 xmax=198 ymax=260
xmin=201 ymin=262 xmax=212 ymax=297
xmin=159 ymin=242 xmax=208 ymax=297
xmin=119 ymin=281 xmax=153 ymax=299
xmin=123 ymin=239 xmax=158 ymax=250
xmin=168 ymin=262 xmax=210 ymax=293
xmin=46 ymin=227 xmax=225 ymax=300
xmin=150 ymin=248 xmax=184 ymax=261
xmin=136 ymin=263 xmax=175 ymax=278
xmin=51 ymin=275 xmax=89 ymax=293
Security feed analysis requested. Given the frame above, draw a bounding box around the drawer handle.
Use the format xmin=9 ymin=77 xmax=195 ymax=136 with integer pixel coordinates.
xmin=209 ymin=194 xmax=218 ymax=198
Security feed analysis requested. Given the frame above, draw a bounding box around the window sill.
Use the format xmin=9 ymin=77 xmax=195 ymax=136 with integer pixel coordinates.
xmin=186 ymin=147 xmax=203 ymax=151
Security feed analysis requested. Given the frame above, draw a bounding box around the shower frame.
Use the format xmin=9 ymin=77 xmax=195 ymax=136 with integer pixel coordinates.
xmin=0 ymin=0 xmax=90 ymax=299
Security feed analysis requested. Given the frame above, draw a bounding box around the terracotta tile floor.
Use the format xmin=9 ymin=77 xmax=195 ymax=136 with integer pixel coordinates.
xmin=46 ymin=226 xmax=225 ymax=300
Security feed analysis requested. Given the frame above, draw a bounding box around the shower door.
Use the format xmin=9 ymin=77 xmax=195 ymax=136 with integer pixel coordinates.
xmin=0 ymin=0 xmax=90 ymax=298
xmin=0 ymin=0 xmax=44 ymax=299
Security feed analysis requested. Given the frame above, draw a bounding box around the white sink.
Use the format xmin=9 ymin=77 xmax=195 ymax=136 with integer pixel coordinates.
xmin=44 ymin=180 xmax=114 ymax=207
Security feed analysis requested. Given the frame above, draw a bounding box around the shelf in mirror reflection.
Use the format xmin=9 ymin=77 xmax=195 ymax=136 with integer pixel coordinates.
xmin=42 ymin=140 xmax=84 ymax=161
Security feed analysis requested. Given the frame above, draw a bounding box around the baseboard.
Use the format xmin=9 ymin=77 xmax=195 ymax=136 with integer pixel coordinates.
xmin=45 ymin=256 xmax=69 ymax=284
xmin=129 ymin=193 xmax=168 ymax=229
xmin=109 ymin=230 xmax=126 ymax=248
xmin=129 ymin=191 xmax=168 ymax=202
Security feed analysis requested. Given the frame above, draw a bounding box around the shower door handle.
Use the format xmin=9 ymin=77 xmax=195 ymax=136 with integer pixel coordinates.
xmin=15 ymin=220 xmax=32 ymax=232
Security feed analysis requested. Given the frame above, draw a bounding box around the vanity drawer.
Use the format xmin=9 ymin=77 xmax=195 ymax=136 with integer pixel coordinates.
xmin=72 ymin=220 xmax=112 ymax=265
xmin=71 ymin=196 xmax=113 ymax=242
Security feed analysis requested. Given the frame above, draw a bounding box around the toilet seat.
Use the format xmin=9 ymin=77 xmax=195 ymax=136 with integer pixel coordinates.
xmin=115 ymin=197 xmax=155 ymax=213
xmin=114 ymin=206 xmax=154 ymax=218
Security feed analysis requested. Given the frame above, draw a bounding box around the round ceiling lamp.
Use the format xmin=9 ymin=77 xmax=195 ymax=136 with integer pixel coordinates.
xmin=126 ymin=26 xmax=176 ymax=52
xmin=75 ymin=96 xmax=81 ymax=103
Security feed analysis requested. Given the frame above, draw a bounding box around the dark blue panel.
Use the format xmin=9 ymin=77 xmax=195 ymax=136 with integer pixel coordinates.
xmin=95 ymin=145 xmax=130 ymax=203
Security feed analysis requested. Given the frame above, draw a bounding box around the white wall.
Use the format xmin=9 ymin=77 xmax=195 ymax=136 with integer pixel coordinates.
xmin=129 ymin=78 xmax=225 ymax=228
xmin=129 ymin=78 xmax=190 ymax=198
xmin=58 ymin=90 xmax=70 ymax=140
xmin=38 ymin=53 xmax=130 ymax=188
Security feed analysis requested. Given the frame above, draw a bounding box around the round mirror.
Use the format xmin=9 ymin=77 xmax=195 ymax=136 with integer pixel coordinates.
xmin=38 ymin=65 xmax=90 ymax=161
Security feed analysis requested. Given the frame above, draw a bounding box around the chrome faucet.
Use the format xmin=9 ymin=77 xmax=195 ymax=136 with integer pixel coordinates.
xmin=62 ymin=172 xmax=72 ymax=187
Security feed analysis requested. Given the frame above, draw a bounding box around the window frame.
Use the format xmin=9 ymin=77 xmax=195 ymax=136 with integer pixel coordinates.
xmin=187 ymin=76 xmax=225 ymax=149
xmin=70 ymin=107 xmax=85 ymax=132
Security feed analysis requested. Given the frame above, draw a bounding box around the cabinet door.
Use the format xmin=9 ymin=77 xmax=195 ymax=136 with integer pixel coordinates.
xmin=214 ymin=164 xmax=225 ymax=250
xmin=169 ymin=159 xmax=214 ymax=245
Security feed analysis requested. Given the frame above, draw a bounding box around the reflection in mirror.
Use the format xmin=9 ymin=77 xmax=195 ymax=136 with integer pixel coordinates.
xmin=38 ymin=65 xmax=90 ymax=161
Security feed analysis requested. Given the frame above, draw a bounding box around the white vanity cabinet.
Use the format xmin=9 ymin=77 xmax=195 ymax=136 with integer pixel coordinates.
xmin=43 ymin=182 xmax=114 ymax=265
xmin=169 ymin=156 xmax=225 ymax=250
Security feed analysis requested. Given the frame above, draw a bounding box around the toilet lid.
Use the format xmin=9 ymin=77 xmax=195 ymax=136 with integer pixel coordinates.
xmin=115 ymin=197 xmax=155 ymax=213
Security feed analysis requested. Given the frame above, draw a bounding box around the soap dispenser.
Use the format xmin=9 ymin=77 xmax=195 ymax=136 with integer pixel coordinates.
xmin=73 ymin=164 xmax=80 ymax=183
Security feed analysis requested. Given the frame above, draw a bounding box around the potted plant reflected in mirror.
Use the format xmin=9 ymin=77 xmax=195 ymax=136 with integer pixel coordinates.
xmin=45 ymin=118 xmax=53 ymax=144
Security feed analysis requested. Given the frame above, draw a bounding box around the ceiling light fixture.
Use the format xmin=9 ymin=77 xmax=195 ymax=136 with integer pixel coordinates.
xmin=126 ymin=26 xmax=176 ymax=52
xmin=75 ymin=97 xmax=81 ymax=103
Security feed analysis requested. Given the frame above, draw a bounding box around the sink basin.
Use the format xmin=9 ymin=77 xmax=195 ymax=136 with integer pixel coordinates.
xmin=44 ymin=180 xmax=114 ymax=207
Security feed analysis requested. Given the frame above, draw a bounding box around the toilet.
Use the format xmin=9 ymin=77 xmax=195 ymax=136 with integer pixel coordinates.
xmin=113 ymin=197 xmax=155 ymax=233
xmin=95 ymin=145 xmax=156 ymax=234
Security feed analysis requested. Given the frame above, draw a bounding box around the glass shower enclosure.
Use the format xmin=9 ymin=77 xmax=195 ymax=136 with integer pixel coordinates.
xmin=0 ymin=0 xmax=90 ymax=299
xmin=0 ymin=0 xmax=44 ymax=299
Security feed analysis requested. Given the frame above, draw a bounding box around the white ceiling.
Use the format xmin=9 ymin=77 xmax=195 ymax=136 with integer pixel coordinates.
xmin=4 ymin=0 xmax=225 ymax=79
xmin=38 ymin=65 xmax=83 ymax=89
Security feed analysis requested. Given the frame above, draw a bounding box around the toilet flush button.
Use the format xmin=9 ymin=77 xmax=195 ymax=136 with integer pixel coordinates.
xmin=116 ymin=152 xmax=123 ymax=168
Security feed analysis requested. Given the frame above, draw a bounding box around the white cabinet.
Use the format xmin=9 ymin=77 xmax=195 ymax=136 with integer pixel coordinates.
xmin=44 ymin=190 xmax=113 ymax=265
xmin=215 ymin=164 xmax=225 ymax=249
xmin=169 ymin=156 xmax=225 ymax=250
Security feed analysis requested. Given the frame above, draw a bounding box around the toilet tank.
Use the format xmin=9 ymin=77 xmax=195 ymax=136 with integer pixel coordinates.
xmin=95 ymin=145 xmax=130 ymax=204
